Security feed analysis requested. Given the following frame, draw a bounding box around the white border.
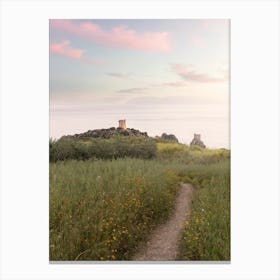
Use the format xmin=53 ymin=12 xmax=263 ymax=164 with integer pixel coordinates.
xmin=0 ymin=1 xmax=279 ymax=279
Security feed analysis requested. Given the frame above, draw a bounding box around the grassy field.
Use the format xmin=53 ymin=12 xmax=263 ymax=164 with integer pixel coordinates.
xmin=50 ymin=158 xmax=182 ymax=260
xmin=49 ymin=141 xmax=230 ymax=261
xmin=177 ymin=161 xmax=230 ymax=260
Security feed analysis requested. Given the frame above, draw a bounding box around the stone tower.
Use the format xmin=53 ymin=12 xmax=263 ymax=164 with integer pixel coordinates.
xmin=190 ymin=133 xmax=206 ymax=148
xmin=194 ymin=134 xmax=201 ymax=141
xmin=118 ymin=119 xmax=127 ymax=130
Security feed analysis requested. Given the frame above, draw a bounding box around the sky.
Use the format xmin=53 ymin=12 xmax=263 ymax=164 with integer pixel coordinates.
xmin=49 ymin=19 xmax=230 ymax=148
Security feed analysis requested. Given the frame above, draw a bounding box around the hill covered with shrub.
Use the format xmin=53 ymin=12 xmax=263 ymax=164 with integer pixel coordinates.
xmin=50 ymin=127 xmax=182 ymax=162
xmin=69 ymin=127 xmax=148 ymax=140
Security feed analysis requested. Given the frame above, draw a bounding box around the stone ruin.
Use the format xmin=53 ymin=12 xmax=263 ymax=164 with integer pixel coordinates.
xmin=190 ymin=133 xmax=206 ymax=148
xmin=118 ymin=119 xmax=127 ymax=130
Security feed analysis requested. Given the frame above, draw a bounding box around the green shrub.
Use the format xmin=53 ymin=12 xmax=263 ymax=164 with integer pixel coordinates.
xmin=49 ymin=138 xmax=77 ymax=162
xmin=49 ymin=137 xmax=156 ymax=162
xmin=156 ymin=143 xmax=229 ymax=165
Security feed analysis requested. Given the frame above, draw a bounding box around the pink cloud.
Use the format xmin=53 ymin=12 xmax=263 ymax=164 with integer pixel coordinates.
xmin=50 ymin=19 xmax=170 ymax=52
xmin=50 ymin=40 xmax=103 ymax=65
xmin=171 ymin=64 xmax=228 ymax=83
xmin=50 ymin=40 xmax=84 ymax=60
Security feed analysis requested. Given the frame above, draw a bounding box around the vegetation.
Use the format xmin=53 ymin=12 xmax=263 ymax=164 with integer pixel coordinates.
xmin=177 ymin=161 xmax=230 ymax=260
xmin=49 ymin=137 xmax=156 ymax=162
xmin=155 ymin=133 xmax=179 ymax=143
xmin=49 ymin=134 xmax=230 ymax=261
xmin=157 ymin=143 xmax=230 ymax=260
xmin=70 ymin=127 xmax=148 ymax=140
xmin=50 ymin=158 xmax=181 ymax=260
xmin=157 ymin=142 xmax=230 ymax=164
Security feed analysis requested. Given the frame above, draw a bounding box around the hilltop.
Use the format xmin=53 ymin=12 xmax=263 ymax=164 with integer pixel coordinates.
xmin=60 ymin=127 xmax=179 ymax=143
xmin=70 ymin=127 xmax=148 ymax=140
xmin=50 ymin=127 xmax=181 ymax=162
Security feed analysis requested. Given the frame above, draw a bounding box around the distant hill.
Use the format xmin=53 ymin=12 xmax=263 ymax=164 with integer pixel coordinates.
xmin=60 ymin=127 xmax=179 ymax=143
xmin=62 ymin=127 xmax=149 ymax=140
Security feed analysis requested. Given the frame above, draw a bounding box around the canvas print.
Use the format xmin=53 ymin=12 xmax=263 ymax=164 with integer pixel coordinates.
xmin=49 ymin=19 xmax=230 ymax=261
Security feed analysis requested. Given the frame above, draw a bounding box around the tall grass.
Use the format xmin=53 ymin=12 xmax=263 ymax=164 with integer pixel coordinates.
xmin=178 ymin=161 xmax=230 ymax=260
xmin=50 ymin=158 xmax=181 ymax=260
xmin=49 ymin=141 xmax=230 ymax=261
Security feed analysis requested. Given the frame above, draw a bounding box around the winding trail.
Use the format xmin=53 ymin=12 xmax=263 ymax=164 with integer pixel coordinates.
xmin=133 ymin=183 xmax=194 ymax=261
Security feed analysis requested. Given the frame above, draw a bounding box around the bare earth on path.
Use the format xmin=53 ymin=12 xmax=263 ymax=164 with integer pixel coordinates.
xmin=133 ymin=183 xmax=194 ymax=261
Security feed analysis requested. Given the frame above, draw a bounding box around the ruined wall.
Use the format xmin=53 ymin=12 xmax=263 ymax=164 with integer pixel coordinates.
xmin=118 ymin=119 xmax=127 ymax=130
xmin=190 ymin=133 xmax=206 ymax=148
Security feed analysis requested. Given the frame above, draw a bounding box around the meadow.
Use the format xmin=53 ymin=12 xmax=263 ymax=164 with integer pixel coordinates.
xmin=49 ymin=139 xmax=230 ymax=261
xmin=177 ymin=161 xmax=230 ymax=260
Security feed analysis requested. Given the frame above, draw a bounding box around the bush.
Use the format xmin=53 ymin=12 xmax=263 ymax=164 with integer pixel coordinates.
xmin=49 ymin=138 xmax=77 ymax=162
xmin=156 ymin=142 xmax=189 ymax=160
xmin=156 ymin=142 xmax=230 ymax=165
xmin=49 ymin=137 xmax=156 ymax=162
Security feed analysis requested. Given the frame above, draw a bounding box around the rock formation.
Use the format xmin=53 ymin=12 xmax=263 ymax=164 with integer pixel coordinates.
xmin=70 ymin=127 xmax=148 ymax=140
xmin=159 ymin=133 xmax=179 ymax=143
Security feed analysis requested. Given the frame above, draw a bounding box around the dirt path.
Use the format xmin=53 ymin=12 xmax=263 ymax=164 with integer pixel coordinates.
xmin=133 ymin=183 xmax=194 ymax=261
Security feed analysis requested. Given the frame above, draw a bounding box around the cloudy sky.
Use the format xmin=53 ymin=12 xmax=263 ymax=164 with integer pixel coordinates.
xmin=50 ymin=19 xmax=230 ymax=148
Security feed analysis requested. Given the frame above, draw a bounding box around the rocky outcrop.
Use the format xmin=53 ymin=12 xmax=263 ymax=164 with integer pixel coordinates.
xmin=155 ymin=133 xmax=179 ymax=143
xmin=190 ymin=134 xmax=206 ymax=148
xmin=69 ymin=127 xmax=149 ymax=140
